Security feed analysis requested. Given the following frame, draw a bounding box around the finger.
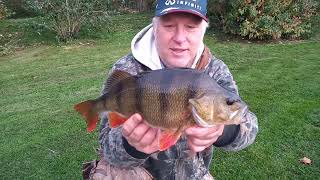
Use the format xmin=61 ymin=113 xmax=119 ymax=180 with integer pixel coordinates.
xmin=140 ymin=129 xmax=160 ymax=150
xmin=187 ymin=139 xmax=207 ymax=152
xmin=127 ymin=122 xmax=150 ymax=143
xmin=122 ymin=113 xmax=143 ymax=137
xmin=193 ymin=129 xmax=223 ymax=141
xmin=191 ymin=146 xmax=206 ymax=153
xmin=150 ymin=128 xmax=161 ymax=148
xmin=186 ymin=125 xmax=222 ymax=135
xmin=139 ymin=127 xmax=158 ymax=147
xmin=188 ymin=136 xmax=215 ymax=146
xmin=131 ymin=129 xmax=160 ymax=154
xmin=185 ymin=125 xmax=224 ymax=138
xmin=135 ymin=143 xmax=158 ymax=154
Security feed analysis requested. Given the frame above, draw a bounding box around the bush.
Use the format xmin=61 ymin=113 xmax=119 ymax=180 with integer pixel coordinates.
xmin=108 ymin=0 xmax=155 ymax=12
xmin=0 ymin=32 xmax=22 ymax=56
xmin=26 ymin=0 xmax=111 ymax=42
xmin=3 ymin=0 xmax=38 ymax=18
xmin=208 ymin=0 xmax=319 ymax=40
xmin=0 ymin=0 xmax=13 ymax=19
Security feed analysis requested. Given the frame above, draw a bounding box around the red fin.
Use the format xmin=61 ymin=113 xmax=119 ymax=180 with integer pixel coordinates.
xmin=159 ymin=130 xmax=182 ymax=151
xmin=108 ymin=111 xmax=128 ymax=128
xmin=74 ymin=100 xmax=99 ymax=132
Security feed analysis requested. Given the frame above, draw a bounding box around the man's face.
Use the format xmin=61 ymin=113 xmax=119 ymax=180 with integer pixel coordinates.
xmin=154 ymin=13 xmax=204 ymax=68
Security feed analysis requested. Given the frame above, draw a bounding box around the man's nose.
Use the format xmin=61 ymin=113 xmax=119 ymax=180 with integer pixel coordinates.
xmin=173 ymin=26 xmax=187 ymax=43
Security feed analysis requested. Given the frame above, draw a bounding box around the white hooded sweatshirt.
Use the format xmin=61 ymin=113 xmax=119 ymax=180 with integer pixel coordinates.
xmin=131 ymin=24 xmax=205 ymax=70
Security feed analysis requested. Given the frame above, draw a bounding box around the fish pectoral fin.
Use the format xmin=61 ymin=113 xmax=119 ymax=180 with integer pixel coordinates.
xmin=108 ymin=111 xmax=128 ymax=128
xmin=74 ymin=100 xmax=99 ymax=133
xmin=159 ymin=129 xmax=182 ymax=151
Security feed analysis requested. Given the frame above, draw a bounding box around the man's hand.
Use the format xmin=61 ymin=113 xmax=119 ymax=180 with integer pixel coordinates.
xmin=185 ymin=125 xmax=224 ymax=152
xmin=122 ymin=113 xmax=160 ymax=154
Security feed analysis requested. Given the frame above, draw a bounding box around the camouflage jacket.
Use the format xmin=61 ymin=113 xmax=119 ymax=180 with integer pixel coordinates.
xmin=98 ymin=53 xmax=258 ymax=180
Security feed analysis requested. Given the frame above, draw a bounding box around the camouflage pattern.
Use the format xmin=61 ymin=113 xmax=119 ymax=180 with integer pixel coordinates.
xmin=89 ymin=158 xmax=153 ymax=180
xmin=98 ymin=53 xmax=258 ymax=179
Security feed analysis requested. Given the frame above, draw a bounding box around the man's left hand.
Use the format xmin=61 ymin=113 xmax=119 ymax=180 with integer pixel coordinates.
xmin=185 ymin=125 xmax=224 ymax=152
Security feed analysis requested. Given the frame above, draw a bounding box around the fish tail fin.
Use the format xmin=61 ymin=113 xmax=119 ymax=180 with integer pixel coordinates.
xmin=108 ymin=111 xmax=128 ymax=128
xmin=159 ymin=130 xmax=182 ymax=151
xmin=74 ymin=100 xmax=101 ymax=132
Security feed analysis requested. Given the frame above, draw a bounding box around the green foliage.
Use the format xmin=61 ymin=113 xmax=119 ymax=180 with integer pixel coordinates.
xmin=0 ymin=13 xmax=152 ymax=56
xmin=0 ymin=17 xmax=58 ymax=56
xmin=0 ymin=32 xmax=21 ymax=56
xmin=0 ymin=13 xmax=319 ymax=179
xmin=0 ymin=27 xmax=319 ymax=179
xmin=208 ymin=0 xmax=319 ymax=40
xmin=26 ymin=0 xmax=111 ymax=42
xmin=107 ymin=0 xmax=155 ymax=12
xmin=0 ymin=0 xmax=14 ymax=19
xmin=3 ymin=0 xmax=38 ymax=18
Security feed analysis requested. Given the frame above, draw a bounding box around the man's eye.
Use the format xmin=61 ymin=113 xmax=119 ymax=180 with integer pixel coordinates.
xmin=186 ymin=25 xmax=196 ymax=29
xmin=164 ymin=25 xmax=174 ymax=28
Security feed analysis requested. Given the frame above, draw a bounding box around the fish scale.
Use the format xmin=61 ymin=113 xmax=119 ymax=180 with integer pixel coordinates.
xmin=74 ymin=68 xmax=247 ymax=151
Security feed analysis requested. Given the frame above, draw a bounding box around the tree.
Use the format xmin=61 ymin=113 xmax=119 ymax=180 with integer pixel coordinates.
xmin=208 ymin=0 xmax=319 ymax=40
xmin=27 ymin=0 xmax=111 ymax=41
xmin=137 ymin=0 xmax=154 ymax=12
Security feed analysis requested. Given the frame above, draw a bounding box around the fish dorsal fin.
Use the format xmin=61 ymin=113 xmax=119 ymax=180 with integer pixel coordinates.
xmin=105 ymin=70 xmax=135 ymax=91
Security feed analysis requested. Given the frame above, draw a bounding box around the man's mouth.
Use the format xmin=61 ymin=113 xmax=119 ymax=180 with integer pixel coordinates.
xmin=170 ymin=48 xmax=188 ymax=55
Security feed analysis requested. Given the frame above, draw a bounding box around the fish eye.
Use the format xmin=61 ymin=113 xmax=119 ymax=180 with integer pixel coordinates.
xmin=226 ymin=98 xmax=239 ymax=105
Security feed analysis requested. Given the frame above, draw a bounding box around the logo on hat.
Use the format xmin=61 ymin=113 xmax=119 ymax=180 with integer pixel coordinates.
xmin=156 ymin=0 xmax=208 ymax=21
xmin=165 ymin=0 xmax=175 ymax=6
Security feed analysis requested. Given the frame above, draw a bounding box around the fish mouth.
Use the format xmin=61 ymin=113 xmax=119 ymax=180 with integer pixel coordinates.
xmin=229 ymin=105 xmax=248 ymax=122
xmin=191 ymin=107 xmax=216 ymax=128
xmin=239 ymin=105 xmax=248 ymax=118
xmin=229 ymin=110 xmax=239 ymax=120
xmin=192 ymin=105 xmax=249 ymax=127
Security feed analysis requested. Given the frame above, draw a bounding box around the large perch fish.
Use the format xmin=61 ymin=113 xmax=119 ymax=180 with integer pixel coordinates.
xmin=74 ymin=68 xmax=248 ymax=151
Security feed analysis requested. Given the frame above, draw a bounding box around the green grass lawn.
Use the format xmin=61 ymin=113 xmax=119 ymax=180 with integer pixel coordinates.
xmin=0 ymin=14 xmax=319 ymax=179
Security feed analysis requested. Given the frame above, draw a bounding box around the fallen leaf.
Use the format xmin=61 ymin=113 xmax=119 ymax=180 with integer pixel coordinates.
xmin=299 ymin=157 xmax=312 ymax=165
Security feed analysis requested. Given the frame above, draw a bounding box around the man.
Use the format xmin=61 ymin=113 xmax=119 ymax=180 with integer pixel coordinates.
xmin=92 ymin=0 xmax=258 ymax=179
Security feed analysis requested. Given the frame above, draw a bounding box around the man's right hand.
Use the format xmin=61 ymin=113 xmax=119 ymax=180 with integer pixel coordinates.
xmin=122 ymin=113 xmax=160 ymax=154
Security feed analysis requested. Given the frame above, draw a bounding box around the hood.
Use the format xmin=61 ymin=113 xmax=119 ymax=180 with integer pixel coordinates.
xmin=131 ymin=24 xmax=204 ymax=70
